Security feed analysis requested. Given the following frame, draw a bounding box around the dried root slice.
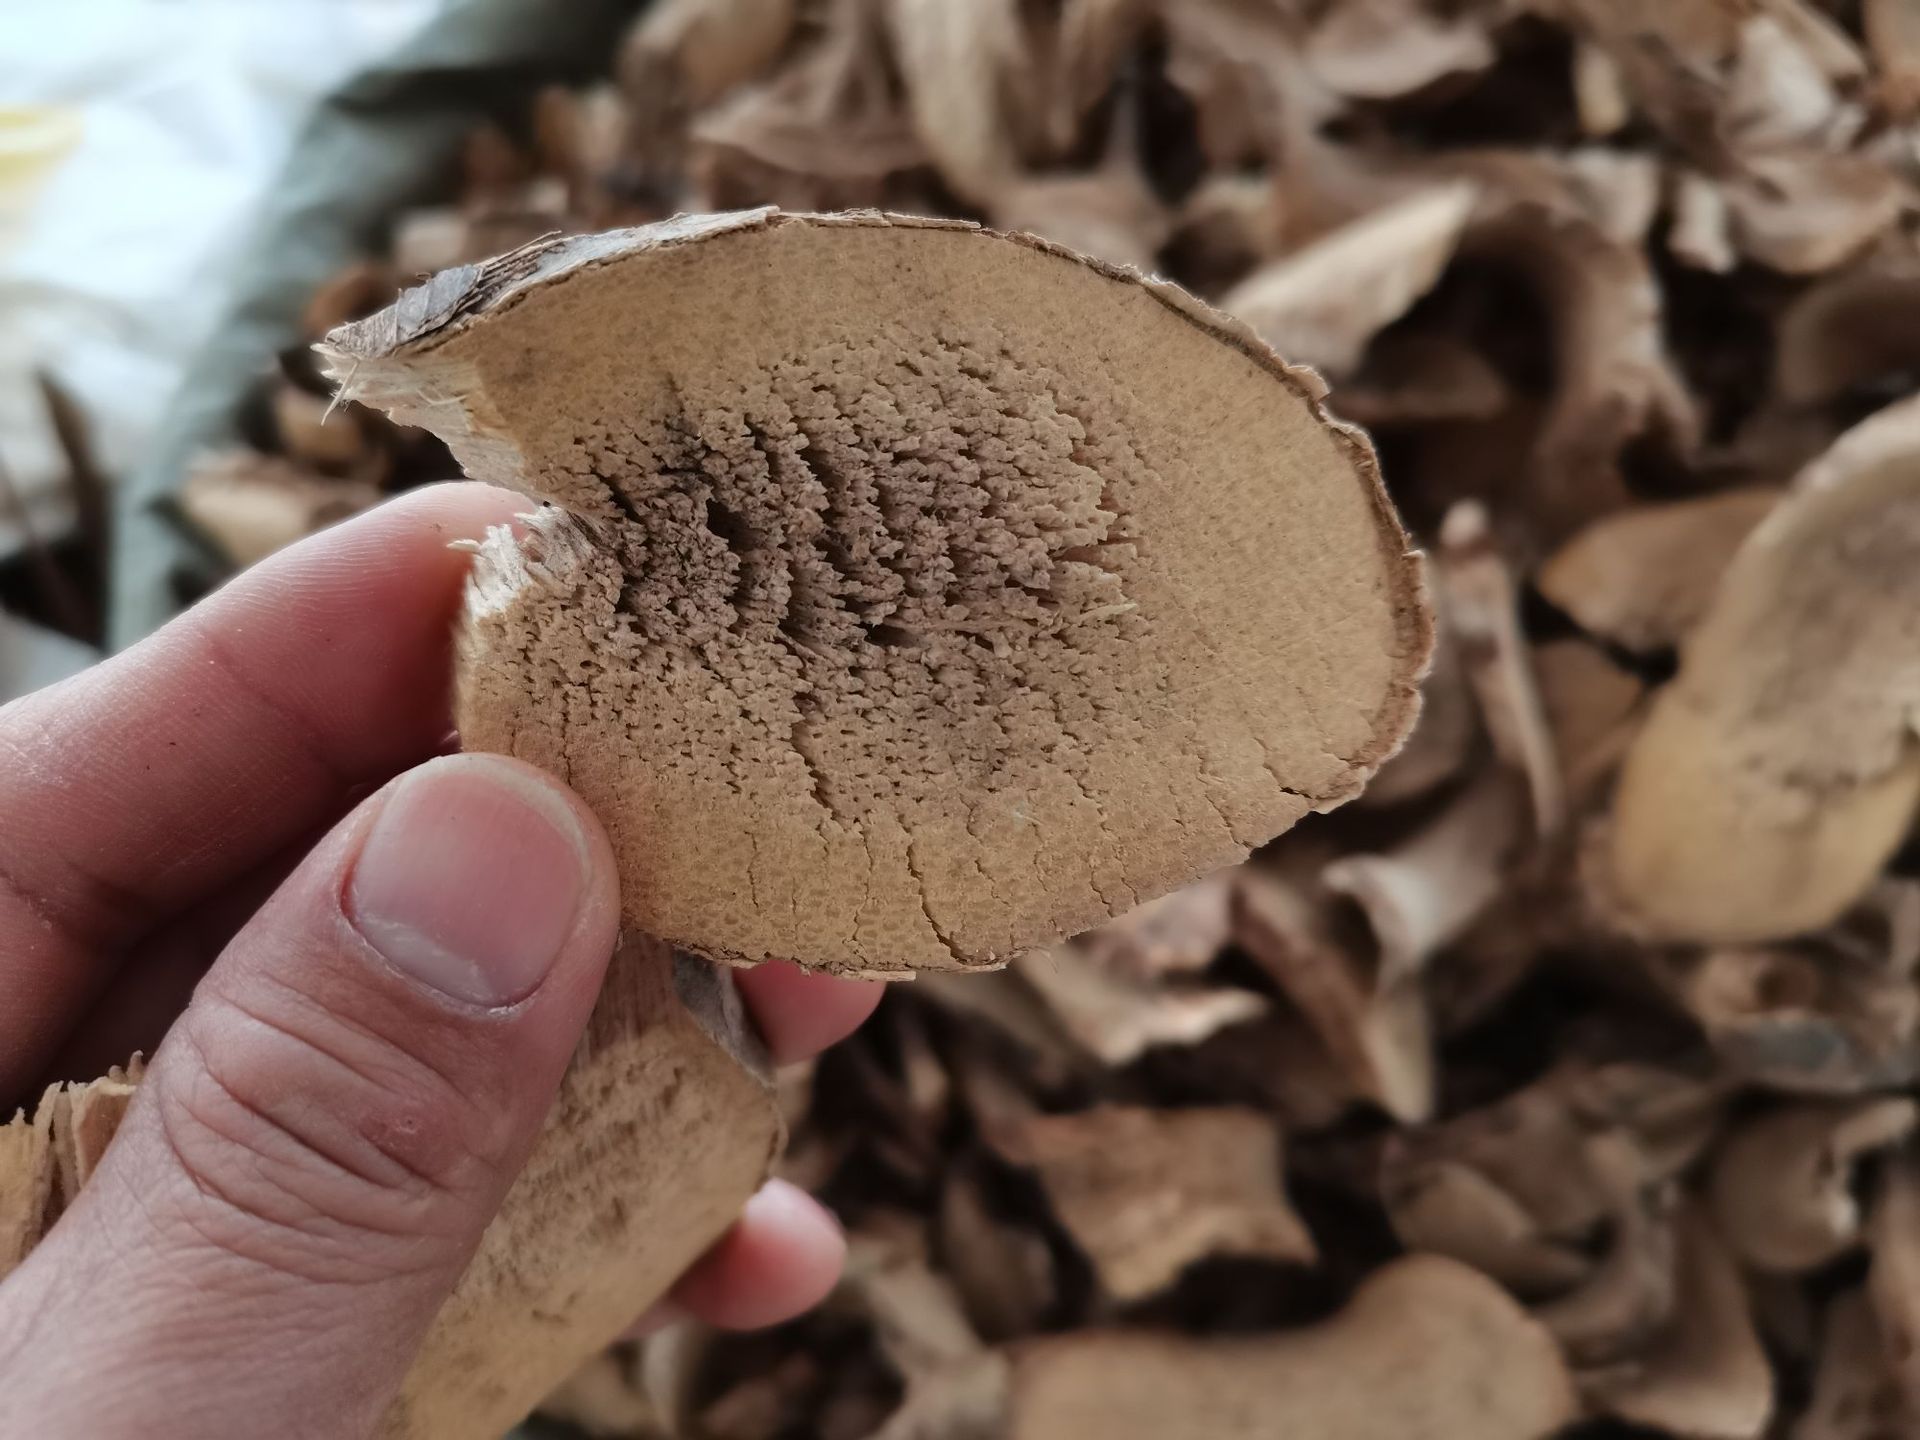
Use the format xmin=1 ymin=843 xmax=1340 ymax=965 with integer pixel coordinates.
xmin=1587 ymin=1207 xmax=1774 ymax=1440
xmin=536 ymin=1350 xmax=660 ymax=1438
xmin=180 ymin=450 xmax=382 ymax=570
xmin=1020 ymin=944 xmax=1266 ymax=1066
xmin=1775 ymin=266 xmax=1920 ymax=408
xmin=0 ymin=1092 xmax=57 ymax=1277
xmin=1869 ymin=0 xmax=1920 ymax=116
xmin=1724 ymin=153 xmax=1907 ymax=276
xmin=989 ymin=1104 xmax=1315 ymax=1302
xmin=1797 ymin=1288 xmax=1917 ymax=1440
xmin=386 ymin=941 xmax=781 ymax=1439
xmin=1471 ymin=211 xmax=1700 ymax=540
xmin=1606 ymin=406 xmax=1920 ymax=945
xmin=0 ymin=1057 xmax=144 ymax=1279
xmin=1866 ymin=1154 xmax=1920 ymax=1424
xmin=1538 ymin=487 xmax=1784 ymax=654
xmin=621 ymin=0 xmax=798 ymax=113
xmin=46 ymin=1061 xmax=142 ymax=1209
xmin=1440 ymin=502 xmax=1563 ymax=835
xmin=1236 ymin=867 xmax=1437 ymax=1123
xmin=1018 ymin=869 xmax=1248 ymax=1066
xmin=1219 ymin=183 xmax=1478 ymax=379
xmin=1074 ymin=872 xmax=1234 ymax=982
xmin=1303 ymin=0 xmax=1495 ymax=101
xmin=1003 ymin=1255 xmax=1578 ymax=1440
xmin=1323 ymin=768 xmax=1527 ymax=989
xmin=1383 ymin=1158 xmax=1592 ymax=1297
xmin=1383 ymin=1060 xmax=1724 ymax=1352
xmin=1709 ymin=1098 xmax=1918 ymax=1274
xmin=1672 ymin=943 xmax=1920 ymax=1094
xmin=839 ymin=1216 xmax=986 ymax=1379
xmin=322 ymin=210 xmax=1429 ymax=974
xmin=1534 ymin=638 xmax=1644 ymax=804
xmin=941 ymin=1167 xmax=1054 ymax=1343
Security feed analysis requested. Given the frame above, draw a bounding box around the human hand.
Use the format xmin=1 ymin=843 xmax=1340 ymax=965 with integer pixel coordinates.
xmin=0 ymin=482 xmax=880 ymax=1438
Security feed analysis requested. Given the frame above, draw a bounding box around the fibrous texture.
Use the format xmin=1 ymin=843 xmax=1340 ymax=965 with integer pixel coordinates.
xmin=144 ymin=2 xmax=1920 ymax=1435
xmin=324 ymin=210 xmax=1429 ymax=974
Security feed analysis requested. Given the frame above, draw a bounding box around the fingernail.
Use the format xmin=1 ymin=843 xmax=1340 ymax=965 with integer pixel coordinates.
xmin=347 ymin=757 xmax=588 ymax=1006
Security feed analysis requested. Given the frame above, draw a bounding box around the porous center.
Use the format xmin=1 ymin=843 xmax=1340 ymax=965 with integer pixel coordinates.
xmin=565 ymin=321 xmax=1158 ymax=821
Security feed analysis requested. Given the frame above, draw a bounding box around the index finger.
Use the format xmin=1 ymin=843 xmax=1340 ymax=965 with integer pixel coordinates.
xmin=0 ymin=481 xmax=524 ymax=1099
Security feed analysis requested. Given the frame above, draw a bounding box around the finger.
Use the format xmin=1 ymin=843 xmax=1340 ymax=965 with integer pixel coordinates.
xmin=734 ymin=961 xmax=883 ymax=1066
xmin=667 ymin=1180 xmax=847 ymax=1331
xmin=0 ymin=481 xmax=524 ymax=1097
xmin=40 ymin=838 xmax=312 ymax=1088
xmin=0 ymin=754 xmax=619 ymax=1440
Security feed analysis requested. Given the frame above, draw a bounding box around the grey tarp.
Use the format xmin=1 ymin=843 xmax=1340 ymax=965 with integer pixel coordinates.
xmin=110 ymin=0 xmax=645 ymax=647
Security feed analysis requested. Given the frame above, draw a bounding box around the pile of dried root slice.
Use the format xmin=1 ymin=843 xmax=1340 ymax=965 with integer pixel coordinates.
xmin=45 ymin=0 xmax=1920 ymax=1435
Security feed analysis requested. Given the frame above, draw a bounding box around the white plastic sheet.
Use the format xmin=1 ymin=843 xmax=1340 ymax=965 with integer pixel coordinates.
xmin=0 ymin=1 xmax=448 ymax=554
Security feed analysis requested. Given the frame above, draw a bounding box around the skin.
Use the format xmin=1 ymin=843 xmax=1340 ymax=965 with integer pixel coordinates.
xmin=0 ymin=483 xmax=880 ymax=1438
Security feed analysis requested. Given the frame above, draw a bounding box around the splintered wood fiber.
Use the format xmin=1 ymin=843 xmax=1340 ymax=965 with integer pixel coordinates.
xmin=352 ymin=217 xmax=1424 ymax=974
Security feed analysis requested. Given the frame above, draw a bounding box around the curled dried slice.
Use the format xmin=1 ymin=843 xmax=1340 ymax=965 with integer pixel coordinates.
xmin=620 ymin=0 xmax=798 ymax=112
xmin=1587 ymin=1207 xmax=1774 ymax=1440
xmin=1669 ymin=171 xmax=1736 ymax=273
xmin=886 ymin=0 xmax=1027 ymax=203
xmin=1004 ymin=1255 xmax=1577 ymax=1440
xmin=1331 ymin=332 xmax=1511 ymax=430
xmin=1724 ymin=152 xmax=1907 ymax=275
xmin=1440 ymin=502 xmax=1563 ymax=834
xmin=1220 ymin=184 xmax=1478 ymax=378
xmin=1469 ymin=211 xmax=1700 ymax=539
xmin=322 ymin=210 xmax=1429 ymax=974
xmin=1708 ymin=1097 xmax=1918 ymax=1273
xmin=687 ymin=0 xmax=925 ymax=214
xmin=990 ymin=1103 xmax=1315 ymax=1302
xmin=1606 ymin=402 xmax=1920 ymax=944
xmin=1302 ymin=0 xmax=1495 ymax=101
xmin=988 ymin=139 xmax=1169 ymax=275
xmin=1534 ymin=639 xmax=1643 ymax=804
xmin=1870 ymin=0 xmax=1920 ymax=116
xmin=1323 ymin=768 xmax=1527 ymax=986
xmin=1722 ymin=14 xmax=1850 ymax=153
xmin=1383 ymin=1159 xmax=1592 ymax=1296
xmin=180 ymin=450 xmax=382 ymax=571
xmin=1775 ymin=265 xmax=1920 ymax=408
xmin=1797 ymin=1289 xmax=1917 ymax=1440
xmin=1075 ymin=872 xmax=1234 ymax=982
xmin=1539 ymin=488 xmax=1783 ymax=654
xmin=939 ymin=1166 xmax=1054 ymax=1341
xmin=1669 ymin=943 xmax=1920 ymax=1094
xmin=1384 ymin=1059 xmax=1723 ymax=1358
xmin=1019 ymin=943 xmax=1267 ymax=1066
xmin=1236 ymin=867 xmax=1437 ymax=1122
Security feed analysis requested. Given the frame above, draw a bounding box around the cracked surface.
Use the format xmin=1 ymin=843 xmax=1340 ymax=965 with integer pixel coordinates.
xmin=326 ymin=211 xmax=1430 ymax=973
xmin=566 ymin=325 xmax=1152 ymax=825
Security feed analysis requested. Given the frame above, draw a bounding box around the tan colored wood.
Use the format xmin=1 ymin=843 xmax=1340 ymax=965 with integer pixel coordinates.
xmin=383 ymin=940 xmax=781 ymax=1438
xmin=321 ymin=209 xmax=1430 ymax=977
xmin=0 ymin=1092 xmax=55 ymax=1280
xmin=1006 ymin=1254 xmax=1577 ymax=1440
xmin=1607 ymin=398 xmax=1920 ymax=943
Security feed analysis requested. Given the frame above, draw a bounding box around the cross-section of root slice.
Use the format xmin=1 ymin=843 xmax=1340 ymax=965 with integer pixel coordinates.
xmin=322 ymin=209 xmax=1430 ymax=973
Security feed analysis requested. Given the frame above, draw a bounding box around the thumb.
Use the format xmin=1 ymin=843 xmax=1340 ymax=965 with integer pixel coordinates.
xmin=0 ymin=754 xmax=620 ymax=1440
